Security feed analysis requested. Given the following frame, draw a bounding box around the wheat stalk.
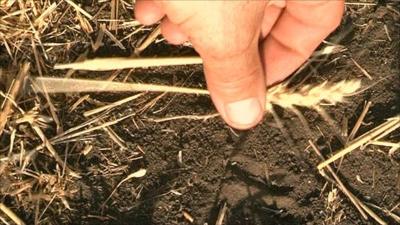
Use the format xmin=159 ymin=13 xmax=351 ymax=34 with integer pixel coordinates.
xmin=33 ymin=77 xmax=362 ymax=111
xmin=54 ymin=57 xmax=203 ymax=71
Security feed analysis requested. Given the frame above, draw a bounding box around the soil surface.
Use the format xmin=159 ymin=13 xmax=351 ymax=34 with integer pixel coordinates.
xmin=1 ymin=1 xmax=399 ymax=225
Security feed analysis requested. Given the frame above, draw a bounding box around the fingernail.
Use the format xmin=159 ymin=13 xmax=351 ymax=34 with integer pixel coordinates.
xmin=225 ymin=98 xmax=262 ymax=127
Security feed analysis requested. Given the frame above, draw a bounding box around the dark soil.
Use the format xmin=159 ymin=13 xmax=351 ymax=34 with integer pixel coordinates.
xmin=1 ymin=2 xmax=399 ymax=225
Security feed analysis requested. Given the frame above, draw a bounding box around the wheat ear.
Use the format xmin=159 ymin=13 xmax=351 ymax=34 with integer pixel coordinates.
xmin=267 ymin=79 xmax=361 ymax=110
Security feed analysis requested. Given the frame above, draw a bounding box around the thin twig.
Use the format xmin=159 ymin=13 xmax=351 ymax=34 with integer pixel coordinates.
xmin=350 ymin=58 xmax=372 ymax=80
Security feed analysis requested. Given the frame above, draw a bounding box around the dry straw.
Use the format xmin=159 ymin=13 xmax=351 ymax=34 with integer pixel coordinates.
xmin=33 ymin=77 xmax=362 ymax=112
xmin=54 ymin=57 xmax=204 ymax=71
xmin=318 ymin=115 xmax=400 ymax=170
xmin=0 ymin=203 xmax=25 ymax=225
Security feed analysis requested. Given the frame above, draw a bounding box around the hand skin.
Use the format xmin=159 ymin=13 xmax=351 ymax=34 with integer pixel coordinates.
xmin=135 ymin=0 xmax=344 ymax=130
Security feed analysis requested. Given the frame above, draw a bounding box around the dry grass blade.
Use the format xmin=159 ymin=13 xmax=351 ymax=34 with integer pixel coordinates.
xmin=109 ymin=0 xmax=119 ymax=31
xmin=33 ymin=77 xmax=210 ymax=95
xmin=215 ymin=202 xmax=228 ymax=225
xmin=102 ymin=169 xmax=146 ymax=207
xmin=345 ymin=2 xmax=377 ymax=6
xmin=388 ymin=142 xmax=400 ymax=158
xmin=33 ymin=2 xmax=57 ymax=28
xmin=84 ymin=93 xmax=144 ymax=117
xmin=318 ymin=115 xmax=400 ymax=170
xmin=101 ymin=24 xmax=125 ymax=50
xmin=347 ymin=101 xmax=372 ymax=142
xmin=103 ymin=126 xmax=126 ymax=149
xmin=350 ymin=58 xmax=373 ymax=80
xmin=309 ymin=141 xmax=387 ymax=225
xmin=0 ymin=63 xmax=29 ymax=136
xmin=366 ymin=203 xmax=400 ymax=223
xmin=64 ymin=0 xmax=93 ymax=20
xmin=54 ymin=57 xmax=203 ymax=71
xmin=309 ymin=141 xmax=368 ymax=220
xmin=150 ymin=113 xmax=220 ymax=123
xmin=31 ymin=124 xmax=80 ymax=178
xmin=370 ymin=141 xmax=400 ymax=148
xmin=135 ymin=24 xmax=161 ymax=55
xmin=69 ymin=94 xmax=90 ymax=112
xmin=51 ymin=112 xmax=136 ymax=144
xmin=0 ymin=203 xmax=25 ymax=225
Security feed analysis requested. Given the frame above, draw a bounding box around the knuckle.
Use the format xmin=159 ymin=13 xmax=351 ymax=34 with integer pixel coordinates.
xmin=206 ymin=66 xmax=261 ymax=99
xmin=196 ymin=32 xmax=257 ymax=60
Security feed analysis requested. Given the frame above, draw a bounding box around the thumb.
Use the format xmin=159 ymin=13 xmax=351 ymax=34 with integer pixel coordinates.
xmin=200 ymin=40 xmax=266 ymax=130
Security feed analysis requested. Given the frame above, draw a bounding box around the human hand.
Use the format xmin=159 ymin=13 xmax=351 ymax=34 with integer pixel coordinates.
xmin=135 ymin=0 xmax=344 ymax=129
